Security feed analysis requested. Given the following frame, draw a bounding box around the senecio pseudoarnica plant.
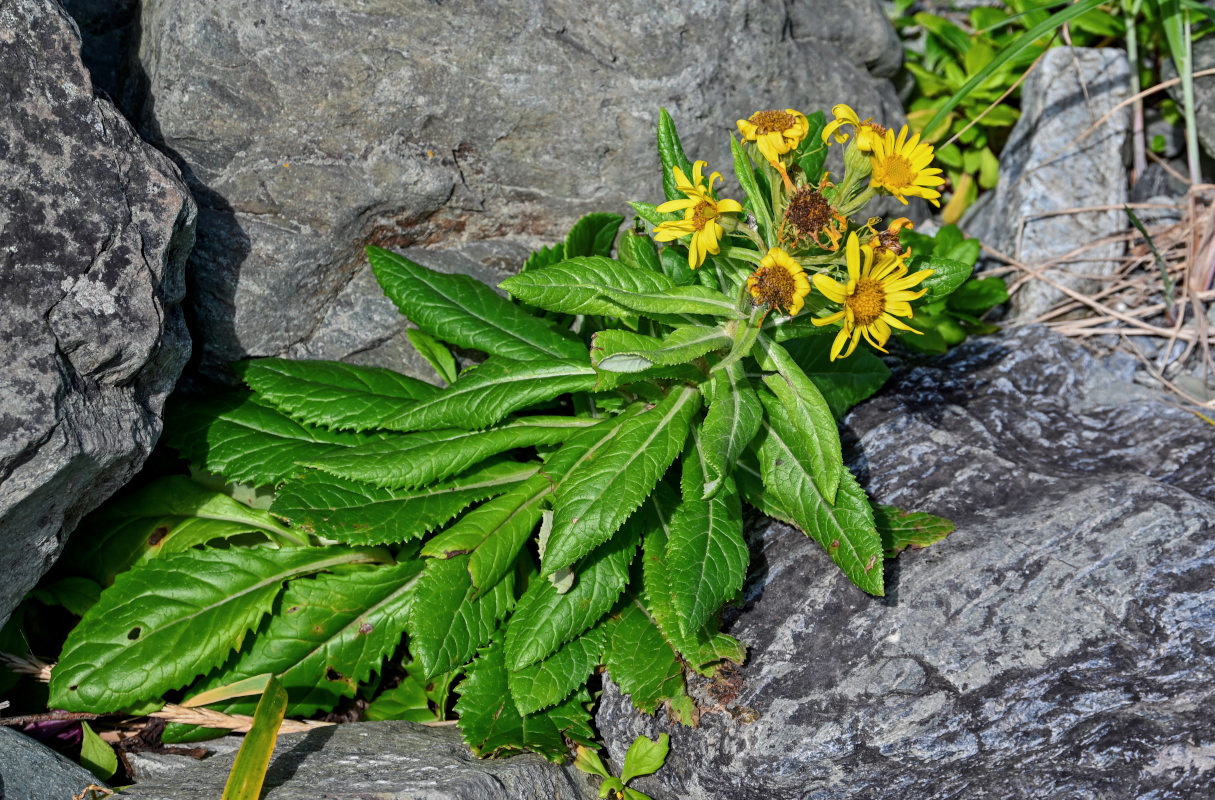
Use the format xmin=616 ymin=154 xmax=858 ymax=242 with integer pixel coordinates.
xmin=47 ymin=106 xmax=965 ymax=760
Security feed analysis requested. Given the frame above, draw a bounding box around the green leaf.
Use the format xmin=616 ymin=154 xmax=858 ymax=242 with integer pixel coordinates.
xmin=629 ymin=201 xmax=680 ymax=231
xmin=657 ymin=108 xmax=695 ymax=203
xmin=658 ymin=243 xmax=697 ymax=287
xmin=699 ymin=360 xmax=763 ymax=498
xmin=166 ymin=394 xmax=398 ymax=488
xmin=574 ymin=746 xmax=612 ymax=779
xmin=756 ymin=337 xmax=843 ymax=504
xmin=730 ymin=134 xmax=773 ymax=246
xmin=271 ymin=461 xmax=536 ymax=545
xmin=221 ymin=675 xmax=287 ymax=800
xmin=234 ymin=358 xmax=436 ymax=432
xmin=302 ymin=415 xmax=589 ymax=489
xmin=753 ymin=423 xmax=883 ymax=595
xmin=592 ymin=326 xmax=731 ymax=372
xmin=545 ymin=384 xmax=700 ymax=575
xmin=406 ymin=555 xmax=515 ymax=679
xmin=916 ymin=256 xmax=974 ymax=303
xmin=522 ymin=242 xmax=565 ymax=273
xmin=406 ymin=329 xmax=459 ymax=384
xmin=507 ymin=624 xmax=605 ymax=715
xmin=505 ymin=515 xmax=640 ymax=670
xmin=795 ymin=112 xmax=829 ymax=184
xmin=607 ymin=285 xmax=742 ymax=320
xmin=616 ymin=230 xmax=663 ymax=274
xmin=565 ymin=213 xmax=624 ymax=258
xmin=364 ymin=664 xmax=453 ymax=723
xmin=948 ymin=276 xmax=1008 ymax=312
xmin=368 ymin=246 xmax=586 ymax=362
xmin=621 ymin=733 xmax=670 ymax=785
xmin=500 ymin=256 xmax=676 ymax=318
xmin=30 ymin=577 xmax=102 ymax=617
xmin=61 ymin=476 xmax=303 ymax=586
xmin=779 ymin=337 xmax=890 ymax=419
xmin=181 ymin=560 xmax=421 ymax=717
xmin=79 ymin=722 xmax=118 ymax=781
xmin=666 ymin=435 xmax=748 ymax=635
xmin=602 ymin=597 xmax=691 ymax=716
xmin=455 ymin=638 xmax=593 ymax=761
xmin=50 ymin=546 xmax=380 ymax=711
xmin=378 ymin=357 xmax=599 ymax=433
xmin=639 ymin=487 xmax=746 ymax=674
xmin=875 ymin=505 xmax=956 ymax=556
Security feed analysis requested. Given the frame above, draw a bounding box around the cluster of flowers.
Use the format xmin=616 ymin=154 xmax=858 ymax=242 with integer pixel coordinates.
xmin=652 ymin=105 xmax=945 ymax=361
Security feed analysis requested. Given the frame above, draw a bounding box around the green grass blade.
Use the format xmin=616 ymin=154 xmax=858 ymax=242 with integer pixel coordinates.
xmin=221 ymin=674 xmax=287 ymax=800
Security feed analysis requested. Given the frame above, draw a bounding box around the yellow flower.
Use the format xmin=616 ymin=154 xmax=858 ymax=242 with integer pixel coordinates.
xmin=654 ymin=161 xmax=744 ymax=269
xmin=811 ymin=232 xmax=932 ymax=360
xmin=737 ymin=109 xmax=810 ymax=165
xmin=821 ymin=104 xmax=887 ymax=152
xmin=747 ymin=247 xmax=812 ymax=317
xmin=868 ymin=126 xmax=945 ymax=207
xmin=869 ymin=216 xmax=914 ymax=257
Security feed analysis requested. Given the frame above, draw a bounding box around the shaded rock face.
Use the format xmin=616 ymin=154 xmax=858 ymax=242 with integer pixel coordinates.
xmin=119 ymin=721 xmax=599 ymax=800
xmin=0 ymin=727 xmax=107 ymax=800
xmin=596 ymin=327 xmax=1215 ymax=800
xmin=965 ymin=48 xmax=1130 ymax=321
xmin=128 ymin=0 xmax=905 ymax=380
xmin=0 ymin=0 xmax=195 ymax=627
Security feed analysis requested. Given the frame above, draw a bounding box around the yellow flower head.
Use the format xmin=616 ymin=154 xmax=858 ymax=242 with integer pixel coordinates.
xmin=737 ymin=109 xmax=810 ymax=165
xmin=653 ymin=161 xmax=744 ymax=269
xmin=811 ymin=232 xmax=933 ymax=360
xmin=747 ymin=247 xmax=812 ymax=317
xmin=821 ymin=104 xmax=889 ymax=153
xmin=870 ymin=216 xmax=914 ymax=257
xmin=869 ymin=125 xmax=945 ymax=207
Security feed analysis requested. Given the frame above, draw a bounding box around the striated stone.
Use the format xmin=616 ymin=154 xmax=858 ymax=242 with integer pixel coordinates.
xmin=118 ymin=721 xmax=599 ymax=800
xmin=0 ymin=0 xmax=195 ymax=626
xmin=127 ymin=0 xmax=905 ymax=381
xmin=0 ymin=727 xmax=107 ymax=800
xmin=596 ymin=326 xmax=1215 ymax=800
xmin=965 ymin=48 xmax=1131 ymax=321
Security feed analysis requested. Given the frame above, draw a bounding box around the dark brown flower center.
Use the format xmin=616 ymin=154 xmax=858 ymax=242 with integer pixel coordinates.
xmin=750 ymin=109 xmax=796 ymax=135
xmin=784 ymin=186 xmax=834 ymax=235
xmin=751 ymin=264 xmax=797 ymax=310
xmin=847 ymin=277 xmax=886 ymax=326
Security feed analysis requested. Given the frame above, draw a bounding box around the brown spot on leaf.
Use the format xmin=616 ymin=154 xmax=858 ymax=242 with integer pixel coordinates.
xmin=148 ymin=526 xmax=170 ymax=546
xmin=358 ymin=622 xmax=374 ymax=635
xmin=865 ymin=554 xmax=878 ymax=571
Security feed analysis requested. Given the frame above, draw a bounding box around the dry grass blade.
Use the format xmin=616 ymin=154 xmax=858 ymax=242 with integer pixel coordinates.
xmin=151 ymin=704 xmax=334 ymax=736
xmin=1 ymin=651 xmax=53 ymax=682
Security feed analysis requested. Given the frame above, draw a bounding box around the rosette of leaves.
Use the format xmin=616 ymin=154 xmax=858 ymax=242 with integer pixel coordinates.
xmin=44 ymin=113 xmax=956 ymax=761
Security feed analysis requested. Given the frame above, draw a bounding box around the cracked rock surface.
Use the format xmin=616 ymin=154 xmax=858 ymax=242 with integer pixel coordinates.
xmin=596 ymin=326 xmax=1215 ymax=800
xmin=126 ymin=0 xmax=905 ymax=381
xmin=0 ymin=0 xmax=195 ymax=626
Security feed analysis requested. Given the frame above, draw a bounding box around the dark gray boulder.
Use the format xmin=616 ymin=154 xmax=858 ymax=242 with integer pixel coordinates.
xmin=596 ymin=326 xmax=1215 ymax=800
xmin=0 ymin=0 xmax=195 ymax=627
xmin=127 ymin=0 xmax=906 ymax=380
xmin=0 ymin=727 xmax=108 ymax=800
xmin=117 ymin=721 xmax=599 ymax=800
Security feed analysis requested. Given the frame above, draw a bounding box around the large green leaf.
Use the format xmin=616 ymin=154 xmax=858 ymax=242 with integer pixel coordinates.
xmin=179 ymin=560 xmax=422 ymax=718
xmin=666 ymin=436 xmax=748 ymax=636
xmin=506 ymin=623 xmax=605 ymax=715
xmin=166 ymin=394 xmax=398 ymax=487
xmin=756 ymin=337 xmax=843 ymax=504
xmin=302 ymin=415 xmax=590 ymax=489
xmin=367 ymin=246 xmax=586 ymax=362
xmin=698 ymin=360 xmax=763 ymax=499
xmin=780 ymin=337 xmax=890 ymax=418
xmin=602 ymin=597 xmax=693 ymax=718
xmin=455 ymin=638 xmax=594 ymax=761
xmin=657 ymin=108 xmax=695 ymax=203
xmin=605 ymin=285 xmax=742 ymax=320
xmin=544 ymin=385 xmax=700 ymax=575
xmin=61 ymin=476 xmax=302 ymax=586
xmin=50 ymin=546 xmax=380 ymax=711
xmin=639 ymin=487 xmax=745 ymax=674
xmin=500 ymin=256 xmax=675 ymax=318
xmin=753 ymin=423 xmax=883 ymax=595
xmin=233 ymin=358 xmax=437 ymax=432
xmin=271 ymin=461 xmax=536 ymax=545
xmin=592 ymin=326 xmax=731 ymax=372
xmin=564 ymin=212 xmax=623 ymax=258
xmin=406 ymin=555 xmax=515 ymax=679
xmin=616 ymin=230 xmax=663 ymax=274
xmin=505 ymin=515 xmax=640 ymax=671
xmin=916 ymin=256 xmax=974 ymax=303
xmin=378 ymin=357 xmax=599 ymax=433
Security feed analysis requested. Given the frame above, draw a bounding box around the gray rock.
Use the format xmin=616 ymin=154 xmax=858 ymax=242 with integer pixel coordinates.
xmin=596 ymin=326 xmax=1215 ymax=800
xmin=0 ymin=0 xmax=195 ymax=626
xmin=117 ymin=721 xmax=599 ymax=800
xmin=0 ymin=727 xmax=107 ymax=800
xmin=964 ymin=48 xmax=1131 ymax=321
xmin=128 ymin=0 xmax=905 ymax=381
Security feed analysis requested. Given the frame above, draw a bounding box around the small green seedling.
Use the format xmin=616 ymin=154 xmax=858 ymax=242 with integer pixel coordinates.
xmin=575 ymin=733 xmax=670 ymax=800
